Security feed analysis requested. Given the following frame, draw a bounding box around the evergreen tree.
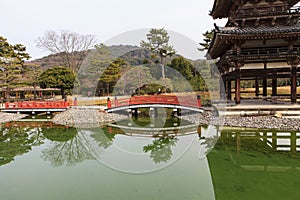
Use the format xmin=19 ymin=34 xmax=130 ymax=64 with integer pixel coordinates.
xmin=167 ymin=56 xmax=193 ymax=79
xmin=114 ymin=66 xmax=154 ymax=95
xmin=0 ymin=36 xmax=30 ymax=99
xmin=38 ymin=66 xmax=75 ymax=99
xmin=198 ymin=30 xmax=213 ymax=51
xmin=23 ymin=63 xmax=41 ymax=99
xmin=77 ymin=43 xmax=112 ymax=95
xmin=140 ymin=28 xmax=176 ymax=79
xmin=168 ymin=56 xmax=207 ymax=91
xmin=98 ymin=58 xmax=127 ymax=96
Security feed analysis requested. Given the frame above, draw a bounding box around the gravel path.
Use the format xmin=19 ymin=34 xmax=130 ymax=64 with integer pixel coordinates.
xmin=52 ymin=108 xmax=127 ymax=128
xmin=0 ymin=112 xmax=27 ymax=124
xmin=181 ymin=112 xmax=300 ymax=131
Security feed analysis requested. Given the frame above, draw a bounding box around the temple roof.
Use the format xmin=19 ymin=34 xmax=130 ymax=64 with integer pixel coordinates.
xmin=210 ymin=0 xmax=300 ymax=19
xmin=207 ymin=24 xmax=300 ymax=59
xmin=219 ymin=25 xmax=300 ymax=34
xmin=210 ymin=0 xmax=233 ymax=19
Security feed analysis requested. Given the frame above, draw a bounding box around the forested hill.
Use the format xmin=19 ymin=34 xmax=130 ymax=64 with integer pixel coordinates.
xmin=26 ymin=45 xmax=205 ymax=71
xmin=27 ymin=45 xmax=148 ymax=70
xmin=25 ymin=44 xmax=214 ymax=95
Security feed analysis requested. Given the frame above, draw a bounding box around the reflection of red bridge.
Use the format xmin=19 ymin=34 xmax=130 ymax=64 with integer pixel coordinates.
xmin=1 ymin=100 xmax=71 ymax=113
xmin=4 ymin=120 xmax=61 ymax=128
xmin=106 ymin=95 xmax=203 ymax=113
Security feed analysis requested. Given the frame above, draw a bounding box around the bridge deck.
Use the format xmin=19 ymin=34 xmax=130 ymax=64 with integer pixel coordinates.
xmin=1 ymin=100 xmax=70 ymax=113
xmin=106 ymin=95 xmax=202 ymax=112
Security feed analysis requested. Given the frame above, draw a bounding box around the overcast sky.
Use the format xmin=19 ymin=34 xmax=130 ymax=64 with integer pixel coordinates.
xmin=2 ymin=0 xmax=226 ymax=60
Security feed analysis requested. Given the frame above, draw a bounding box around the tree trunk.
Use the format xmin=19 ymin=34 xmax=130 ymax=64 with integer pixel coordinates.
xmin=107 ymin=82 xmax=110 ymax=96
xmin=159 ymin=56 xmax=165 ymax=79
xmin=6 ymin=87 xmax=10 ymax=100
xmin=61 ymin=88 xmax=66 ymax=99
xmin=161 ymin=63 xmax=165 ymax=79
xmin=33 ymin=82 xmax=37 ymax=99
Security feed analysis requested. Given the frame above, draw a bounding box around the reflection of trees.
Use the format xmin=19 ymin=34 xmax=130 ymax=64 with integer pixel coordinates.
xmin=90 ymin=126 xmax=117 ymax=149
xmin=41 ymin=128 xmax=95 ymax=167
xmin=199 ymin=135 xmax=220 ymax=159
xmin=0 ymin=126 xmax=44 ymax=166
xmin=143 ymin=135 xmax=178 ymax=163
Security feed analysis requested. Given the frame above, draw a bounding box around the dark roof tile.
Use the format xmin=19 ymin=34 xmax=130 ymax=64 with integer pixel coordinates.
xmin=219 ymin=25 xmax=300 ymax=34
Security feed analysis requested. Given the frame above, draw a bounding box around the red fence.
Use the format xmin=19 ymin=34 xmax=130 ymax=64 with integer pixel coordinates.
xmin=4 ymin=100 xmax=70 ymax=109
xmin=107 ymin=95 xmax=201 ymax=109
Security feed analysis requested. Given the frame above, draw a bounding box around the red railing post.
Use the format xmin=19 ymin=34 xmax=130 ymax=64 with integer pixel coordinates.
xmin=114 ymin=96 xmax=118 ymax=107
xmin=107 ymin=97 xmax=112 ymax=109
xmin=73 ymin=97 xmax=78 ymax=106
xmin=197 ymin=95 xmax=201 ymax=108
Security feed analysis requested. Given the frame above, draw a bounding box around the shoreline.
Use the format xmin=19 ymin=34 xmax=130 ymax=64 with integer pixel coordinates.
xmin=180 ymin=112 xmax=300 ymax=131
xmin=0 ymin=112 xmax=28 ymax=124
xmin=1 ymin=109 xmax=300 ymax=131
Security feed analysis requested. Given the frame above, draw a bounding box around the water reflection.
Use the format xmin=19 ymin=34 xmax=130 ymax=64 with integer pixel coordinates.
xmin=90 ymin=126 xmax=118 ymax=149
xmin=41 ymin=127 xmax=95 ymax=167
xmin=2 ymin=119 xmax=300 ymax=199
xmin=143 ymin=135 xmax=179 ymax=163
xmin=0 ymin=125 xmax=44 ymax=166
xmin=0 ymin=118 xmax=217 ymax=169
xmin=208 ymin=128 xmax=300 ymax=200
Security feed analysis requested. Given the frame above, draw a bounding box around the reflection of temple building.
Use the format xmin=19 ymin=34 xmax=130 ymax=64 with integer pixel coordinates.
xmin=207 ymin=128 xmax=300 ymax=199
xmin=219 ymin=128 xmax=300 ymax=154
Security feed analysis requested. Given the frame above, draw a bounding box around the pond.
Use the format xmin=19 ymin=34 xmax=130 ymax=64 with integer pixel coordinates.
xmin=1 ymin=117 xmax=300 ymax=200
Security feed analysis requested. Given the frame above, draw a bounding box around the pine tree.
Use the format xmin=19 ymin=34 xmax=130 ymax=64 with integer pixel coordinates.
xmin=38 ymin=66 xmax=75 ymax=99
xmin=198 ymin=30 xmax=213 ymax=51
xmin=140 ymin=28 xmax=176 ymax=79
xmin=0 ymin=36 xmax=30 ymax=99
xmin=98 ymin=58 xmax=127 ymax=96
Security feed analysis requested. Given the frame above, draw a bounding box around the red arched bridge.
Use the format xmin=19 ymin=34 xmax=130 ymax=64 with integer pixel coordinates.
xmin=106 ymin=95 xmax=203 ymax=113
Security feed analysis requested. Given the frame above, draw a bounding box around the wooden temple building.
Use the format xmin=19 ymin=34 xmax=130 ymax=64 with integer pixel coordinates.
xmin=208 ymin=0 xmax=300 ymax=104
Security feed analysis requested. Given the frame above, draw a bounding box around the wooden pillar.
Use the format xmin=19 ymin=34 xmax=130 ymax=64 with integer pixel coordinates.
xmin=220 ymin=75 xmax=226 ymax=100
xmin=235 ymin=66 xmax=241 ymax=104
xmin=255 ymin=78 xmax=260 ymax=97
xmin=288 ymin=56 xmax=299 ymax=104
xmin=271 ymin=71 xmax=277 ymax=96
xmin=227 ymin=80 xmax=232 ymax=101
xmin=263 ymin=62 xmax=268 ymax=97
xmin=233 ymin=42 xmax=243 ymax=104
xmin=291 ymin=65 xmax=297 ymax=104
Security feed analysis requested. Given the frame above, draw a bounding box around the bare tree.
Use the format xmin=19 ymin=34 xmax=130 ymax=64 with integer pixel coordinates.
xmin=36 ymin=30 xmax=96 ymax=73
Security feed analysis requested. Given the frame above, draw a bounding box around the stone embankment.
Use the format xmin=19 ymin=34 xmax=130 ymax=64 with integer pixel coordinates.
xmin=0 ymin=112 xmax=27 ymax=124
xmin=52 ymin=108 xmax=127 ymax=127
xmin=181 ymin=112 xmax=300 ymax=131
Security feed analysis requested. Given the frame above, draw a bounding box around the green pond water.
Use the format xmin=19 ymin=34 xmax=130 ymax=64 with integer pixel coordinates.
xmin=1 ymin=117 xmax=300 ymax=200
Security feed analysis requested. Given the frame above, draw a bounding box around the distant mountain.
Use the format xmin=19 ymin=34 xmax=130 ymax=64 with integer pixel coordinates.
xmin=26 ymin=45 xmax=201 ymax=71
xmin=26 ymin=45 xmax=148 ymax=70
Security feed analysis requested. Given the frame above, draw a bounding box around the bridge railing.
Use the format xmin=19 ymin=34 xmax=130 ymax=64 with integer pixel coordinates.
xmin=107 ymin=95 xmax=201 ymax=109
xmin=4 ymin=100 xmax=70 ymax=109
